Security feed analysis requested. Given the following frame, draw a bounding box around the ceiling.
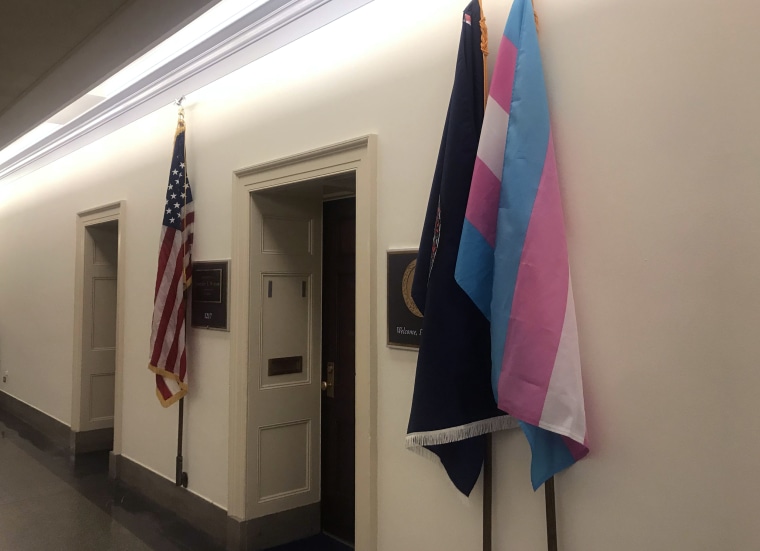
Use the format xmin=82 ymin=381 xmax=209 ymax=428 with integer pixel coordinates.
xmin=0 ymin=0 xmax=220 ymax=151
xmin=0 ymin=0 xmax=129 ymax=116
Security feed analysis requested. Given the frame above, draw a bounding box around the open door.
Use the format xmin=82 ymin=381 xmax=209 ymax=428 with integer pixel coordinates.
xmin=248 ymin=188 xmax=323 ymax=534
xmin=230 ymin=138 xmax=376 ymax=549
xmin=79 ymin=221 xmax=118 ymax=436
xmin=321 ymin=197 xmax=356 ymax=544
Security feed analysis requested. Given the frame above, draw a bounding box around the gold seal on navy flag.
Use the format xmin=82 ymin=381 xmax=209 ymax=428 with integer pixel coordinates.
xmin=401 ymin=259 xmax=423 ymax=318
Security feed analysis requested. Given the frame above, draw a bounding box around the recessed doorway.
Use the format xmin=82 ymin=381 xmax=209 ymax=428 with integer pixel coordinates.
xmin=71 ymin=202 xmax=125 ymax=455
xmin=229 ymin=137 xmax=377 ymax=551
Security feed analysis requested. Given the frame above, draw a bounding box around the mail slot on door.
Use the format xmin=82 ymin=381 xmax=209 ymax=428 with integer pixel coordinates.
xmin=267 ymin=356 xmax=303 ymax=376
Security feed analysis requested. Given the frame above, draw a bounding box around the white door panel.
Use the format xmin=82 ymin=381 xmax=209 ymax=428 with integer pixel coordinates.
xmin=261 ymin=274 xmax=312 ymax=388
xmin=249 ymin=191 xmax=322 ymax=518
xmin=80 ymin=222 xmax=118 ymax=431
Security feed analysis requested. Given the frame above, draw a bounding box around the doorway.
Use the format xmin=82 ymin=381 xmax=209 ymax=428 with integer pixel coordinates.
xmin=229 ymin=137 xmax=377 ymax=551
xmin=244 ymin=177 xmax=356 ymax=547
xmin=321 ymin=197 xmax=356 ymax=544
xmin=71 ymin=202 xmax=125 ymax=455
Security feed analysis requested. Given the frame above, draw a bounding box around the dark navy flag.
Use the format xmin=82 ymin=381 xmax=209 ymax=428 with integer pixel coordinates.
xmin=406 ymin=0 xmax=515 ymax=496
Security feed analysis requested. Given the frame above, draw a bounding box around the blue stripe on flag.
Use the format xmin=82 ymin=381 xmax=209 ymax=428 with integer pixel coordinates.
xmin=504 ymin=0 xmax=525 ymax=43
xmin=490 ymin=0 xmax=551 ymax=384
xmin=520 ymin=422 xmax=576 ymax=490
xmin=455 ymin=220 xmax=494 ymax=322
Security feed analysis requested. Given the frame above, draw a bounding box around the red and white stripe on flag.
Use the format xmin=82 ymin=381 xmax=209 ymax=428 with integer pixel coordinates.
xmin=148 ymin=118 xmax=194 ymax=407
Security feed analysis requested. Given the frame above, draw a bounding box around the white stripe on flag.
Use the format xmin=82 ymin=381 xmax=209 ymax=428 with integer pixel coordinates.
xmin=149 ymin=228 xmax=171 ymax=353
xmin=539 ymin=282 xmax=587 ymax=443
xmin=478 ymin=100 xmax=509 ymax=180
xmin=162 ymin=375 xmax=183 ymax=397
xmin=158 ymin=238 xmax=185 ymax=368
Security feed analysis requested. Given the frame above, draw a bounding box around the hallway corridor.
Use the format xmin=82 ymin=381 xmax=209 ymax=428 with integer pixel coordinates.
xmin=0 ymin=408 xmax=352 ymax=551
xmin=0 ymin=409 xmax=225 ymax=550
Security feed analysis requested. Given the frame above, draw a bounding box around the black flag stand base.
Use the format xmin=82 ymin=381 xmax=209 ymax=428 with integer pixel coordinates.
xmin=176 ymin=397 xmax=189 ymax=488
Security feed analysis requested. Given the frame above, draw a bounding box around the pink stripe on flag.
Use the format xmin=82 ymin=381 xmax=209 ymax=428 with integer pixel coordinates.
xmin=489 ymin=38 xmax=518 ymax=113
xmin=465 ymin=158 xmax=501 ymax=248
xmin=562 ymin=435 xmax=590 ymax=461
xmin=497 ymin=136 xmax=569 ymax=424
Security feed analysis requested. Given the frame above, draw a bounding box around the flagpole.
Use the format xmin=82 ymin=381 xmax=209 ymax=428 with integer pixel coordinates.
xmin=545 ymin=476 xmax=557 ymax=551
xmin=478 ymin=6 xmax=491 ymax=549
xmin=176 ymin=397 xmax=188 ymax=487
xmin=483 ymin=434 xmax=492 ymax=551
xmin=174 ymin=96 xmax=189 ymax=489
xmin=530 ymin=7 xmax=554 ymax=547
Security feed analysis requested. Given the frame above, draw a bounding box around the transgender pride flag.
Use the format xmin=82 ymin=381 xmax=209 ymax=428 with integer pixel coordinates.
xmin=455 ymin=0 xmax=589 ymax=490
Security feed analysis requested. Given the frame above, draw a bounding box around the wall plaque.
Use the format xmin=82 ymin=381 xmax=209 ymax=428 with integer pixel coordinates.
xmin=387 ymin=250 xmax=423 ymax=349
xmin=191 ymin=260 xmax=229 ymax=331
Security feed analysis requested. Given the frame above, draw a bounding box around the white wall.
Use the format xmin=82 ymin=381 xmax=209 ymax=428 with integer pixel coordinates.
xmin=0 ymin=0 xmax=759 ymax=549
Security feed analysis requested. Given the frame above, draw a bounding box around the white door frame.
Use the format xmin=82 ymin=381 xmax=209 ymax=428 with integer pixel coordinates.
xmin=71 ymin=201 xmax=127 ymax=454
xmin=229 ymin=136 xmax=377 ymax=550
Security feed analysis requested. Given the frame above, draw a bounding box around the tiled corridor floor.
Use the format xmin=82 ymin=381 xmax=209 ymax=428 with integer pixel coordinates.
xmin=0 ymin=410 xmax=350 ymax=550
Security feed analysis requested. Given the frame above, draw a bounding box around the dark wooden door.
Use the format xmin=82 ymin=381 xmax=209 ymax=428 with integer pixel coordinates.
xmin=321 ymin=197 xmax=356 ymax=543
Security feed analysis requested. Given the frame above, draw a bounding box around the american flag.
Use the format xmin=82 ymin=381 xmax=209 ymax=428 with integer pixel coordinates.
xmin=148 ymin=116 xmax=194 ymax=407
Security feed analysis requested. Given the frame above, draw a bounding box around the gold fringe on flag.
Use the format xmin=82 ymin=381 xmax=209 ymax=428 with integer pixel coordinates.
xmin=478 ymin=0 xmax=489 ymax=109
xmin=175 ymin=110 xmax=185 ymax=137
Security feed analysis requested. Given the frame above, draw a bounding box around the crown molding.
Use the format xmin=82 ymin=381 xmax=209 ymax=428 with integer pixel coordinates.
xmin=0 ymin=0 xmax=373 ymax=184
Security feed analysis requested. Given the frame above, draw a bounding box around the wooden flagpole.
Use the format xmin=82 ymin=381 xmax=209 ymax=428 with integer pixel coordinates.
xmin=174 ymin=96 xmax=189 ymax=489
xmin=545 ymin=476 xmax=557 ymax=551
xmin=483 ymin=434 xmax=493 ymax=551
xmin=484 ymin=440 xmax=558 ymax=551
xmin=478 ymin=4 xmax=491 ymax=548
xmin=176 ymin=397 xmax=188 ymax=487
xmin=530 ymin=6 xmax=556 ymax=549
xmin=480 ymin=3 xmax=557 ymax=550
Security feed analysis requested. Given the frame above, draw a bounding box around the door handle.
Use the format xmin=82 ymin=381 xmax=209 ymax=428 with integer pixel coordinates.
xmin=322 ymin=362 xmax=335 ymax=398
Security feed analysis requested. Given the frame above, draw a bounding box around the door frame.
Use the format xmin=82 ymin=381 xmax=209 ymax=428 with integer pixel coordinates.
xmin=71 ymin=201 xmax=127 ymax=454
xmin=230 ymin=136 xmax=377 ymax=550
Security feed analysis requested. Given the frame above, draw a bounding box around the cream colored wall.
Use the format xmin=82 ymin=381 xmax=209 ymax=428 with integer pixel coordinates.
xmin=491 ymin=1 xmax=760 ymax=549
xmin=541 ymin=1 xmax=760 ymax=548
xmin=0 ymin=0 xmax=758 ymax=548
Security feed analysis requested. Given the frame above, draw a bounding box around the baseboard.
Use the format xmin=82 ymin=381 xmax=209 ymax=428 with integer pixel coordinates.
xmin=109 ymin=453 xmax=319 ymax=551
xmin=109 ymin=453 xmax=228 ymax=546
xmin=70 ymin=427 xmax=113 ymax=454
xmin=226 ymin=503 xmax=320 ymax=551
xmin=0 ymin=390 xmax=70 ymax=449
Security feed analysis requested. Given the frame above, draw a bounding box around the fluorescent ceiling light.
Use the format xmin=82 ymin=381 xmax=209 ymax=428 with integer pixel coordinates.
xmin=47 ymin=94 xmax=107 ymax=125
xmin=0 ymin=123 xmax=62 ymax=166
xmin=0 ymin=0 xmax=271 ymax=169
xmin=90 ymin=0 xmax=270 ymax=99
xmin=0 ymin=0 xmax=374 ymax=183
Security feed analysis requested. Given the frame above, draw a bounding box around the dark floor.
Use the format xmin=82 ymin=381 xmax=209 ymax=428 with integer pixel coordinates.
xmin=0 ymin=409 xmax=351 ymax=551
xmin=266 ymin=534 xmax=352 ymax=551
